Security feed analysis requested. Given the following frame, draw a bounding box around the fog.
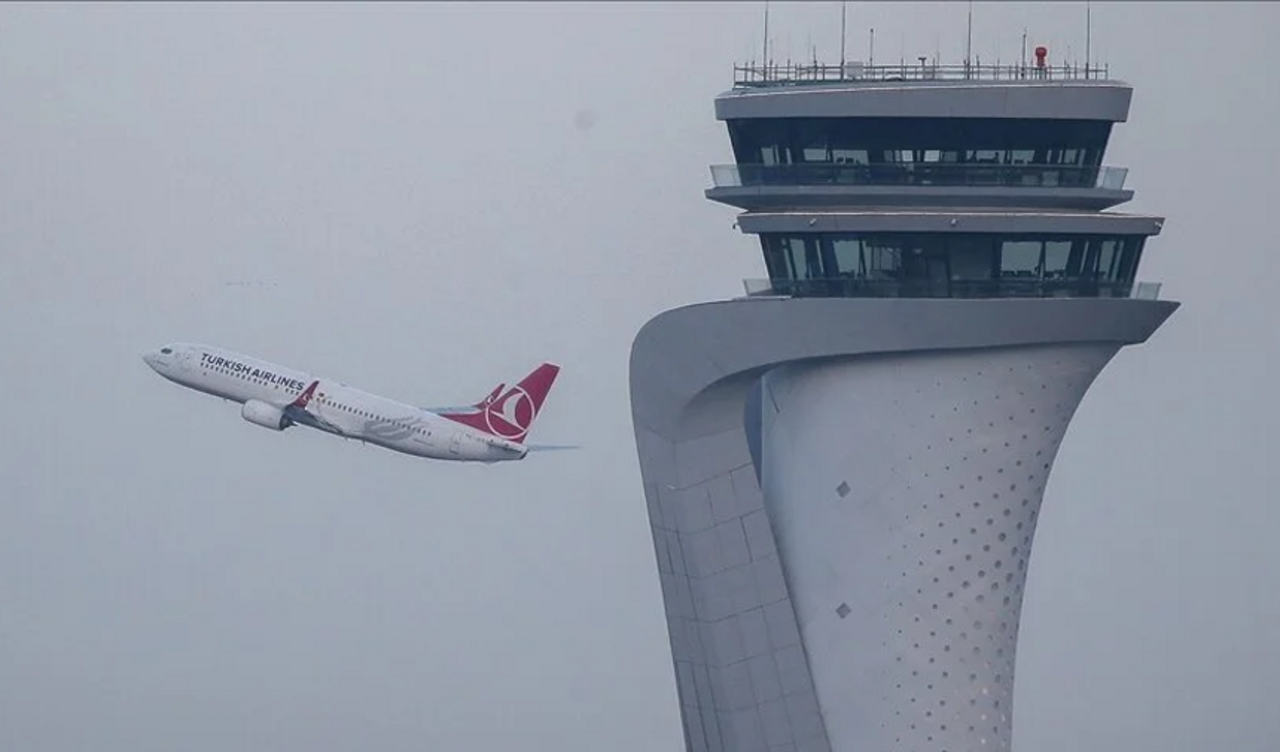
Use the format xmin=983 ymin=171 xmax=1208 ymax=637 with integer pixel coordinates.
xmin=0 ymin=3 xmax=1276 ymax=750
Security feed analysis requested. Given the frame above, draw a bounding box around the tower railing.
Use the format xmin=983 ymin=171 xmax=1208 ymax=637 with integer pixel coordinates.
xmin=711 ymin=163 xmax=1129 ymax=191
xmin=741 ymin=276 xmax=1156 ymax=300
xmin=733 ymin=60 xmax=1110 ymax=88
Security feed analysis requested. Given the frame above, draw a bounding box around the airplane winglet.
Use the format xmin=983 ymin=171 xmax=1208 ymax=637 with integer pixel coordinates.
xmin=291 ymin=380 xmax=319 ymax=409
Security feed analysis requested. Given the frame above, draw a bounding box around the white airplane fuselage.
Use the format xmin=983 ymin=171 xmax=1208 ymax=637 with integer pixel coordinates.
xmin=143 ymin=343 xmax=532 ymax=463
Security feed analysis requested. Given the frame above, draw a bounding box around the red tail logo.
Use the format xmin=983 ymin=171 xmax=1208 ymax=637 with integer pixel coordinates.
xmin=443 ymin=363 xmax=559 ymax=443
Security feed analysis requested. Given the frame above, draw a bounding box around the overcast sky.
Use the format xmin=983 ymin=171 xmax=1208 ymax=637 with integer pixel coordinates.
xmin=1 ymin=2 xmax=1276 ymax=751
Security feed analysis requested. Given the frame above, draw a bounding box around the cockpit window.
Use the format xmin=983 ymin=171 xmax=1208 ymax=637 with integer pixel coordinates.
xmin=160 ymin=347 xmax=173 ymax=355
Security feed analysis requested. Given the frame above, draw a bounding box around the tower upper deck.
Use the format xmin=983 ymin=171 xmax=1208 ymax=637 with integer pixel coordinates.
xmin=707 ymin=58 xmax=1166 ymax=301
xmin=707 ymin=60 xmax=1137 ymax=213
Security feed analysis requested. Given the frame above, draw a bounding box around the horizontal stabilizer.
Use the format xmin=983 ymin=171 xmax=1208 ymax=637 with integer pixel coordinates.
xmin=525 ymin=444 xmax=580 ymax=452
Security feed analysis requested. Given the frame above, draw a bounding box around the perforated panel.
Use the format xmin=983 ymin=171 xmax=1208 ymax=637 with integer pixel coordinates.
xmin=760 ymin=343 xmax=1118 ymax=752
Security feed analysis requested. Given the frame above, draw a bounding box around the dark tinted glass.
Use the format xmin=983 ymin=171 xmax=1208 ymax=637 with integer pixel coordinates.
xmin=760 ymin=232 xmax=1146 ymax=298
xmin=729 ymin=117 xmax=1113 ymax=167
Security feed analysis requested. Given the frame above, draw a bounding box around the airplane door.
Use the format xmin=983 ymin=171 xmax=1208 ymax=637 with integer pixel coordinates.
xmin=448 ymin=431 xmax=462 ymax=455
xmin=177 ymin=349 xmax=195 ymax=372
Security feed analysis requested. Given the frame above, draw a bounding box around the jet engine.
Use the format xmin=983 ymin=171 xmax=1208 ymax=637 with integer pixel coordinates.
xmin=241 ymin=399 xmax=290 ymax=430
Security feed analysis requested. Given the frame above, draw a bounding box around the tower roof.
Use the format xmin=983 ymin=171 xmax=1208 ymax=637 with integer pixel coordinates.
xmin=717 ymin=61 xmax=1131 ymax=122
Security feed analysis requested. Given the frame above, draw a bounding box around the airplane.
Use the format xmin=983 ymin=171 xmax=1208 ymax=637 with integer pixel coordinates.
xmin=141 ymin=342 xmax=569 ymax=463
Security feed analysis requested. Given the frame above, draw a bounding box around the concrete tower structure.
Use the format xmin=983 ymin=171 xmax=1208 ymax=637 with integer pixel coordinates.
xmin=630 ymin=57 xmax=1178 ymax=752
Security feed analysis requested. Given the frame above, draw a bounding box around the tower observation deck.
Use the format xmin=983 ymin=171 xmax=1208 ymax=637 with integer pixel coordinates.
xmin=629 ymin=53 xmax=1178 ymax=752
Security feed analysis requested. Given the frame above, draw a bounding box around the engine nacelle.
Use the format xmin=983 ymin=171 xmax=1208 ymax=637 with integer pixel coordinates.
xmin=241 ymin=399 xmax=290 ymax=431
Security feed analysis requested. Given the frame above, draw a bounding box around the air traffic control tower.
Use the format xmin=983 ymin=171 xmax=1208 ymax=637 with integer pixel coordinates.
xmin=629 ymin=53 xmax=1178 ymax=752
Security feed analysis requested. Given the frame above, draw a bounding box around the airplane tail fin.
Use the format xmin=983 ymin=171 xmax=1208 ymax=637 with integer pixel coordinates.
xmin=442 ymin=363 xmax=560 ymax=444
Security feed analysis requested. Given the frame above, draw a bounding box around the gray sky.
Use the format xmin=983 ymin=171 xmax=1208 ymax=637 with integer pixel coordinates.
xmin=0 ymin=2 xmax=1276 ymax=751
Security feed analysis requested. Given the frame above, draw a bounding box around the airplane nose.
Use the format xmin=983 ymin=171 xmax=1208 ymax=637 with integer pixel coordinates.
xmin=141 ymin=351 xmax=159 ymax=369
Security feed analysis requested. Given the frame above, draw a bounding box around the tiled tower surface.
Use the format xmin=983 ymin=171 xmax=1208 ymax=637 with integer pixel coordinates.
xmin=630 ymin=60 xmax=1178 ymax=752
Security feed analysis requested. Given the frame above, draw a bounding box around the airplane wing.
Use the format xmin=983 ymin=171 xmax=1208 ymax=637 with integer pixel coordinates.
xmin=282 ymin=380 xmax=346 ymax=435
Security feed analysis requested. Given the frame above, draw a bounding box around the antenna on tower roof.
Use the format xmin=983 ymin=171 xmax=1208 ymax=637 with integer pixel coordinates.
xmin=966 ymin=0 xmax=974 ymax=74
xmin=1085 ymin=0 xmax=1092 ymax=78
xmin=840 ymin=0 xmax=848 ymax=68
xmin=762 ymin=0 xmax=770 ymax=71
xmin=1021 ymin=27 xmax=1028 ymax=77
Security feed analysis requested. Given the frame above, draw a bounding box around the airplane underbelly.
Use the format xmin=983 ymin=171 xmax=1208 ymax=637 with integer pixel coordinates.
xmin=352 ymin=420 xmax=437 ymax=458
xmin=171 ymin=371 xmax=242 ymax=403
xmin=410 ymin=434 xmax=438 ymax=456
xmin=364 ymin=432 xmax=437 ymax=459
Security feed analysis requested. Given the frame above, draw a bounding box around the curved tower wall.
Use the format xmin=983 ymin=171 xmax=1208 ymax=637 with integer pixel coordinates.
xmin=759 ymin=344 xmax=1119 ymax=752
xmin=631 ymin=299 xmax=1176 ymax=752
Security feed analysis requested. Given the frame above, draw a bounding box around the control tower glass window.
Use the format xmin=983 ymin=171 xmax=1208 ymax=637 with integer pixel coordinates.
xmin=729 ymin=118 xmax=1112 ymax=166
xmin=760 ymin=233 xmax=1146 ymax=299
xmin=727 ymin=118 xmax=1114 ymax=188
